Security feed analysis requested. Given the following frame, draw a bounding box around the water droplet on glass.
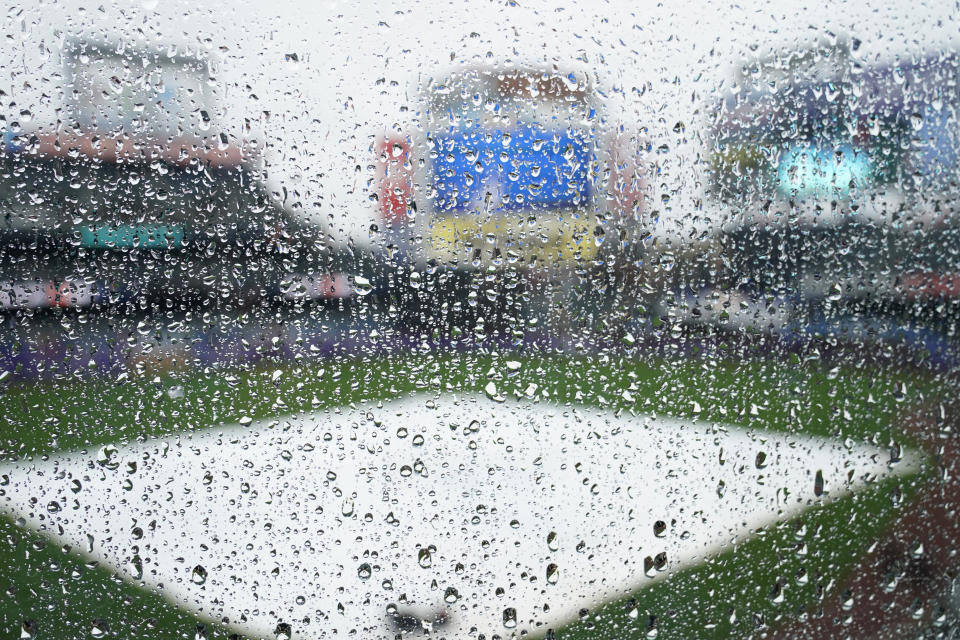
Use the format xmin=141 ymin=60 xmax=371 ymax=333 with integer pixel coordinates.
xmin=20 ymin=620 xmax=37 ymax=640
xmin=96 ymin=445 xmax=119 ymax=469
xmin=769 ymin=581 xmax=784 ymax=604
xmin=191 ymin=565 xmax=208 ymax=585
xmin=128 ymin=554 xmax=143 ymax=580
xmin=418 ymin=547 xmax=433 ymax=568
xmin=274 ymin=623 xmax=292 ymax=640
xmin=354 ymin=276 xmax=373 ymax=296
xmin=546 ymin=563 xmax=559 ymax=584
xmin=755 ymin=452 xmax=767 ymax=469
xmin=90 ymin=619 xmax=109 ymax=638
xmin=547 ymin=531 xmax=559 ymax=551
xmin=484 ymin=381 xmax=505 ymax=402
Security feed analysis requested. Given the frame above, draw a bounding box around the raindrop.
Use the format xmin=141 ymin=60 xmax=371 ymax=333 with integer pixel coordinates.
xmin=90 ymin=619 xmax=109 ymax=638
xmin=546 ymin=563 xmax=559 ymax=584
xmin=274 ymin=623 xmax=292 ymax=640
xmin=128 ymin=554 xmax=143 ymax=580
xmin=418 ymin=547 xmax=433 ymax=568
xmin=357 ymin=563 xmax=372 ymax=580
xmin=95 ymin=445 xmax=119 ymax=469
xmin=769 ymin=581 xmax=784 ymax=603
xmin=814 ymin=470 xmax=826 ymax=497
xmin=484 ymin=381 xmax=505 ymax=402
xmin=191 ymin=565 xmax=208 ymax=585
xmin=755 ymin=452 xmax=767 ymax=469
xmin=20 ymin=620 xmax=37 ymax=640
xmin=547 ymin=531 xmax=559 ymax=551
xmin=354 ymin=276 xmax=373 ymax=296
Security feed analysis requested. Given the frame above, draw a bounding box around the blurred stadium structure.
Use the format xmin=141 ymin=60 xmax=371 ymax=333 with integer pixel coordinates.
xmin=0 ymin=39 xmax=344 ymax=316
xmin=368 ymin=65 xmax=648 ymax=333
xmin=1 ymin=26 xmax=960 ymax=640
xmin=655 ymin=41 xmax=960 ymax=354
xmin=1 ymin=41 xmax=958 ymax=382
xmin=373 ymin=66 xmax=646 ymax=269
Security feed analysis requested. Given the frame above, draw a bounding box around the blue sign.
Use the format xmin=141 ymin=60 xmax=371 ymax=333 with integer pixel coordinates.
xmin=2 ymin=130 xmax=24 ymax=153
xmin=430 ymin=124 xmax=592 ymax=213
xmin=912 ymin=109 xmax=959 ymax=187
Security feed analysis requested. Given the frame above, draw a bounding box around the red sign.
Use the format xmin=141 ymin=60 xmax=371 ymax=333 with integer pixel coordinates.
xmin=376 ymin=136 xmax=413 ymax=226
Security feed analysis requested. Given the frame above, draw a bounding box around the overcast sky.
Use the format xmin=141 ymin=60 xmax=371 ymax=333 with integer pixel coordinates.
xmin=2 ymin=0 xmax=958 ymax=244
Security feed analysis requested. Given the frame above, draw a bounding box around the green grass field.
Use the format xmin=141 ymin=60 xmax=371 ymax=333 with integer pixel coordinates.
xmin=0 ymin=353 xmax=946 ymax=639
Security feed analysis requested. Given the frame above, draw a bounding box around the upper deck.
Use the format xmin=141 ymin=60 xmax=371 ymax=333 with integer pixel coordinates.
xmin=711 ymin=45 xmax=960 ymax=222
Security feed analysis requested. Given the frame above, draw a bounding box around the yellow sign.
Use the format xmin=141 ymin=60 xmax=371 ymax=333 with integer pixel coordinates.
xmin=428 ymin=212 xmax=598 ymax=267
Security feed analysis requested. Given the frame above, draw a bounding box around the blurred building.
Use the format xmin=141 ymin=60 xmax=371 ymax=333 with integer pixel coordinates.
xmin=63 ymin=40 xmax=216 ymax=142
xmin=703 ymin=41 xmax=960 ymax=339
xmin=375 ymin=66 xmax=647 ymax=270
xmin=368 ymin=66 xmax=649 ymax=332
xmin=0 ymin=40 xmax=339 ymax=314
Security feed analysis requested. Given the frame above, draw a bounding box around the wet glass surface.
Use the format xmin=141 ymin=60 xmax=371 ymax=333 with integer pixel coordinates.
xmin=0 ymin=2 xmax=958 ymax=639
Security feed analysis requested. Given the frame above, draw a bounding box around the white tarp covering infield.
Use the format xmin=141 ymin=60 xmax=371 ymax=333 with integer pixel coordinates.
xmin=0 ymin=394 xmax=918 ymax=639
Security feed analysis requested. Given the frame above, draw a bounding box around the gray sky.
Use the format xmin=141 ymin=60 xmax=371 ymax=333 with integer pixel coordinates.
xmin=2 ymin=0 xmax=958 ymax=244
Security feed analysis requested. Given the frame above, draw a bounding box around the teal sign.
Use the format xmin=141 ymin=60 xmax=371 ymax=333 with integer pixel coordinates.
xmin=776 ymin=143 xmax=874 ymax=200
xmin=78 ymin=224 xmax=185 ymax=249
